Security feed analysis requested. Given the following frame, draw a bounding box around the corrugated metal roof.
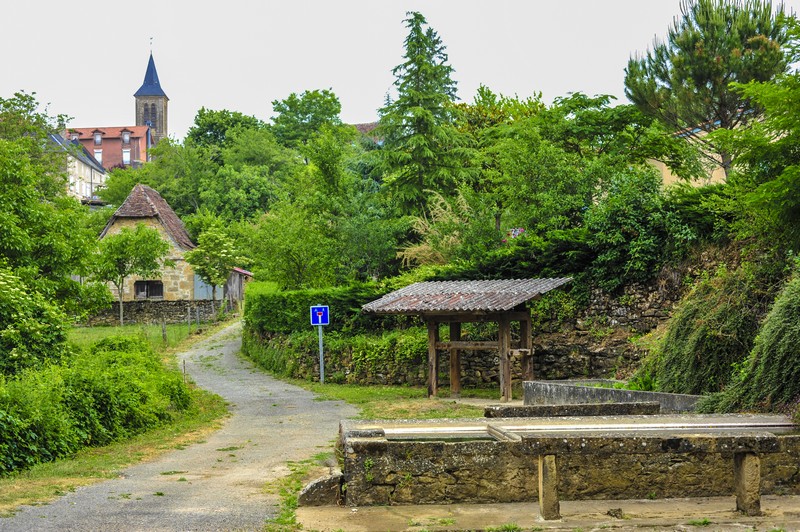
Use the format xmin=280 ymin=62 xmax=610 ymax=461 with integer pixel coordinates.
xmin=362 ymin=278 xmax=571 ymax=314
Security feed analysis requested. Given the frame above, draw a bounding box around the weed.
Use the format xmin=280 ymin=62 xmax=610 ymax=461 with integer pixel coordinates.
xmin=153 ymin=492 xmax=165 ymax=496
xmin=160 ymin=470 xmax=188 ymax=475
xmin=687 ymin=518 xmax=712 ymax=526
xmin=486 ymin=524 xmax=522 ymax=532
xmin=216 ymin=446 xmax=243 ymax=452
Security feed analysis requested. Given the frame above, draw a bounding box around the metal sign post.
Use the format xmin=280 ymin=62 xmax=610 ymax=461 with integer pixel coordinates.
xmin=310 ymin=305 xmax=330 ymax=383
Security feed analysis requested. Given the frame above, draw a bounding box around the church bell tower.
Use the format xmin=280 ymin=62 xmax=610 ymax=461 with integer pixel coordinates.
xmin=134 ymin=53 xmax=169 ymax=143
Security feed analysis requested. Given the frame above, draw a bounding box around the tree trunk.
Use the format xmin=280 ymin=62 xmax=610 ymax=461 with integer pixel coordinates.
xmin=211 ymin=285 xmax=216 ymax=318
xmin=117 ymin=281 xmax=124 ymax=326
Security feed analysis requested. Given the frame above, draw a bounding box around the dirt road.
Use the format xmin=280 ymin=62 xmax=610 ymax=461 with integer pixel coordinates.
xmin=0 ymin=321 xmax=356 ymax=531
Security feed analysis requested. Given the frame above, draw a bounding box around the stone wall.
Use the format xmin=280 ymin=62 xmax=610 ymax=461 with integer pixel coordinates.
xmin=533 ymin=271 xmax=685 ymax=380
xmin=341 ymin=434 xmax=800 ymax=506
xmin=87 ymin=300 xmax=222 ymax=326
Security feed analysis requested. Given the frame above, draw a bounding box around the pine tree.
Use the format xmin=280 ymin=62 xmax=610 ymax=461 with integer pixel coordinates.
xmin=377 ymin=11 xmax=470 ymax=215
xmin=624 ymin=0 xmax=791 ymax=178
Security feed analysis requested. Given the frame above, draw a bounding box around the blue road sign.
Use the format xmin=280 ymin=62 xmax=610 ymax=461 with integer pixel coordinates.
xmin=310 ymin=305 xmax=330 ymax=326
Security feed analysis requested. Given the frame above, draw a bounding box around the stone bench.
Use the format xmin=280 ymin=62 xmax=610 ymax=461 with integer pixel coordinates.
xmin=525 ymin=432 xmax=781 ymax=520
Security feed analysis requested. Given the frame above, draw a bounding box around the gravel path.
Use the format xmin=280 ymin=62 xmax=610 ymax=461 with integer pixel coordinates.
xmin=1 ymin=321 xmax=357 ymax=531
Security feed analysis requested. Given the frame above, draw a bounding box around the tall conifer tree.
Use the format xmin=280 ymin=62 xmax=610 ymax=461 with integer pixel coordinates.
xmin=377 ymin=11 xmax=470 ymax=215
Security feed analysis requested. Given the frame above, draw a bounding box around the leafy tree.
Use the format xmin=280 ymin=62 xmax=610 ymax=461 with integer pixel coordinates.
xmin=624 ymin=0 xmax=792 ymax=178
xmin=186 ymin=107 xmax=265 ymax=152
xmin=585 ymin=167 xmax=695 ymax=291
xmin=0 ymin=94 xmax=109 ymax=318
xmin=94 ymin=224 xmax=173 ymax=325
xmin=100 ymin=140 xmax=215 ymax=217
xmin=184 ymin=229 xmax=239 ymax=312
xmin=376 ymin=11 xmax=471 ymax=215
xmin=271 ymin=89 xmax=342 ymax=151
xmin=247 ymin=201 xmax=336 ymax=290
xmin=453 ymin=86 xmax=544 ymax=231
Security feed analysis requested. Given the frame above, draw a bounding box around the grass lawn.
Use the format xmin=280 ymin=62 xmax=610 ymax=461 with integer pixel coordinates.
xmin=68 ymin=321 xmax=208 ymax=352
xmin=291 ymin=380 xmax=509 ymax=419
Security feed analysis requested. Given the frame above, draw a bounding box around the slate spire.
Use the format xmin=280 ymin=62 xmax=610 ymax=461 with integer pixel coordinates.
xmin=134 ymin=53 xmax=168 ymax=98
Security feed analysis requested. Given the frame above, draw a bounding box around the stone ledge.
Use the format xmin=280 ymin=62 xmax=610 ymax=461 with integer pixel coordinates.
xmin=485 ymin=402 xmax=661 ymax=418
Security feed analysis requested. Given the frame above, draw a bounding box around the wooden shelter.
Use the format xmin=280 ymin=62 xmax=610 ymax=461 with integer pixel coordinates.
xmin=362 ymin=278 xmax=571 ymax=401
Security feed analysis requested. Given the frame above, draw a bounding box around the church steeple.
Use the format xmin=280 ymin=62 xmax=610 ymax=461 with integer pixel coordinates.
xmin=134 ymin=53 xmax=168 ymax=98
xmin=135 ymin=53 xmax=169 ymax=143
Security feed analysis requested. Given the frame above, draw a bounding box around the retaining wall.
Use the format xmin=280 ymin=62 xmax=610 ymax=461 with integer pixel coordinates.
xmin=523 ymin=380 xmax=700 ymax=413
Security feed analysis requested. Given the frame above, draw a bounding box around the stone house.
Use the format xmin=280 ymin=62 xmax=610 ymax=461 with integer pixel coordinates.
xmin=99 ymin=183 xmax=213 ymax=303
xmin=48 ymin=133 xmax=106 ymax=203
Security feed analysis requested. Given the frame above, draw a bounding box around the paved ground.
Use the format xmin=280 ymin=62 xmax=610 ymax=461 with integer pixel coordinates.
xmin=0 ymin=322 xmax=357 ymax=531
xmin=298 ymin=494 xmax=800 ymax=531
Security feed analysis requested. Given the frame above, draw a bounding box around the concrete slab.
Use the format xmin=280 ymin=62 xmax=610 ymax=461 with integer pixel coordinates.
xmin=297 ymin=494 xmax=800 ymax=531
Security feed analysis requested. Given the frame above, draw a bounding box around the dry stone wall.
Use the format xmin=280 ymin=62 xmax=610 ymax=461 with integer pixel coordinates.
xmin=87 ymin=300 xmax=219 ymax=326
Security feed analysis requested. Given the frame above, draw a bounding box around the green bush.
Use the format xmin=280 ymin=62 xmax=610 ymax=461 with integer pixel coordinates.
xmin=0 ymin=336 xmax=191 ymax=475
xmin=700 ymin=273 xmax=800 ymax=412
xmin=644 ymin=264 xmax=776 ymax=395
xmin=585 ymin=168 xmax=695 ymax=292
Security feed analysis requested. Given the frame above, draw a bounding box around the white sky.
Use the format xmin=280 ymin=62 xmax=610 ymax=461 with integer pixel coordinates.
xmin=3 ymin=1 xmax=799 ymax=141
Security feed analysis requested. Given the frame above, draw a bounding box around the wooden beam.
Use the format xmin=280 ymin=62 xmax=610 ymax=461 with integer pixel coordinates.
xmin=427 ymin=321 xmax=439 ymax=398
xmin=418 ymin=311 xmax=531 ymax=323
xmin=520 ymin=317 xmax=534 ymax=381
xmin=499 ymin=316 xmax=512 ymax=402
xmin=435 ymin=341 xmax=501 ymax=351
xmin=449 ymin=322 xmax=462 ymax=398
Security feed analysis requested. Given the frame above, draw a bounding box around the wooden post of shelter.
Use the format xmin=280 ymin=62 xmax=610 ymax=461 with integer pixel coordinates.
xmin=427 ymin=320 xmax=440 ymax=398
xmin=499 ymin=315 xmax=512 ymax=402
xmin=520 ymin=315 xmax=534 ymax=381
xmin=449 ymin=322 xmax=462 ymax=398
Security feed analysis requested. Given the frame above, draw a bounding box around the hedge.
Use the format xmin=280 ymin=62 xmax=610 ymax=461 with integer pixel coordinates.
xmin=0 ymin=336 xmax=190 ymax=476
xmin=244 ymin=281 xmax=415 ymax=337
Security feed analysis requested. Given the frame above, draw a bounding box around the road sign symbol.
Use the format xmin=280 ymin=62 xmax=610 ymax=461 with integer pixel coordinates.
xmin=310 ymin=305 xmax=329 ymax=326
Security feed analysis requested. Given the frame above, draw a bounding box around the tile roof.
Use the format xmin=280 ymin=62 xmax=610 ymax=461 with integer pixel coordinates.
xmin=362 ymin=278 xmax=572 ymax=315
xmin=100 ymin=184 xmax=195 ymax=250
xmin=67 ymin=126 xmax=150 ymax=139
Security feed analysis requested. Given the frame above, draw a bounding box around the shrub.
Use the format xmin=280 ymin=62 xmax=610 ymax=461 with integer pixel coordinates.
xmin=644 ymin=263 xmax=779 ymax=395
xmin=242 ymin=327 xmax=428 ymax=385
xmin=701 ymin=273 xmax=800 ymax=412
xmin=0 ymin=335 xmax=191 ymax=475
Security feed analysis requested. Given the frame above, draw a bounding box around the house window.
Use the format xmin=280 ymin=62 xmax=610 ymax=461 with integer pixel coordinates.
xmin=122 ymin=131 xmax=131 ymax=144
xmin=94 ymin=132 xmax=102 ymax=145
xmin=122 ymin=149 xmax=131 ymax=165
xmin=94 ymin=149 xmax=102 ymax=164
xmin=134 ymin=280 xmax=164 ymax=299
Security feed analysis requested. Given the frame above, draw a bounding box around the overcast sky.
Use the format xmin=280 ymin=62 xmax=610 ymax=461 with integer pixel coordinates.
xmin=3 ymin=1 xmax=798 ymax=141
